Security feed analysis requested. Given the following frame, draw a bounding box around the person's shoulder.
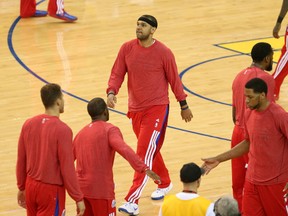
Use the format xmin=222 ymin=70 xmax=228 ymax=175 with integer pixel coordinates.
xmin=55 ymin=118 xmax=72 ymax=131
xmin=154 ymin=40 xmax=171 ymax=51
xmin=23 ymin=114 xmax=44 ymax=125
xmin=270 ymin=102 xmax=287 ymax=114
xmin=257 ymin=70 xmax=273 ymax=79
xmin=106 ymin=122 xmax=120 ymax=131
xmin=122 ymin=39 xmax=138 ymax=47
xmin=232 ymin=68 xmax=250 ymax=86
xmin=119 ymin=39 xmax=139 ymax=53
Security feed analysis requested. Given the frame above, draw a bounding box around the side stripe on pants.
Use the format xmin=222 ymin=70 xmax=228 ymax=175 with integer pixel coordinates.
xmin=127 ymin=130 xmax=160 ymax=203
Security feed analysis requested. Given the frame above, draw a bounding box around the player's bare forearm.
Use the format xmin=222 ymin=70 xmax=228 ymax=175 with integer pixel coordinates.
xmin=202 ymin=140 xmax=249 ymax=174
xmin=216 ymin=139 xmax=249 ymax=162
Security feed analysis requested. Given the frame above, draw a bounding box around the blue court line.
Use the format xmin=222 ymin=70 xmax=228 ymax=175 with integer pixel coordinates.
xmin=179 ymin=38 xmax=280 ymax=106
xmin=179 ymin=54 xmax=241 ymax=107
xmin=7 ymin=4 xmax=231 ymax=142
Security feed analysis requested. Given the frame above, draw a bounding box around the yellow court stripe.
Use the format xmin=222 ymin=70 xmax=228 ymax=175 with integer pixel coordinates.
xmin=217 ymin=37 xmax=284 ymax=61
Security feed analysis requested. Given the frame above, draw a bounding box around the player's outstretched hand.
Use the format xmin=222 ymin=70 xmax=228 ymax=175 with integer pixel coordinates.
xmin=76 ymin=200 xmax=85 ymax=216
xmin=181 ymin=108 xmax=193 ymax=122
xmin=201 ymin=157 xmax=220 ymax=175
xmin=107 ymin=94 xmax=117 ymax=108
xmin=146 ymin=169 xmax=161 ymax=185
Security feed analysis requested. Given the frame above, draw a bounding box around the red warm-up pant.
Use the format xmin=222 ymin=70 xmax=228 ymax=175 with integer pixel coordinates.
xmin=25 ymin=177 xmax=66 ymax=216
xmin=83 ymin=198 xmax=116 ymax=216
xmin=231 ymin=124 xmax=249 ymax=212
xmin=125 ymin=105 xmax=171 ymax=204
xmin=242 ymin=181 xmax=288 ymax=216
xmin=273 ymin=26 xmax=288 ymax=98
xmin=20 ymin=0 xmax=64 ymax=18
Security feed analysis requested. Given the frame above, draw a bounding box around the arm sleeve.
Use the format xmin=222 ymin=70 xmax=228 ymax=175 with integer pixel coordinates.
xmin=106 ymin=44 xmax=127 ymax=95
xmin=57 ymin=126 xmax=83 ymax=202
xmin=163 ymin=49 xmax=187 ymax=102
xmin=16 ymin=124 xmax=27 ymax=191
xmin=243 ymin=110 xmax=250 ymax=141
xmin=277 ymin=110 xmax=288 ymax=139
xmin=108 ymin=126 xmax=148 ymax=172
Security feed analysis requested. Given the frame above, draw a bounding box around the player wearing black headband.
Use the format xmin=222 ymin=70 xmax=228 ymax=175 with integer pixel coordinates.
xmin=106 ymin=14 xmax=193 ymax=215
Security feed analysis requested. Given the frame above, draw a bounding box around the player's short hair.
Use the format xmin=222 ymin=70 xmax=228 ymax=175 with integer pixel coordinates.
xmin=40 ymin=83 xmax=62 ymax=109
xmin=245 ymin=78 xmax=268 ymax=95
xmin=251 ymin=42 xmax=273 ymax=62
xmin=87 ymin=98 xmax=107 ymax=119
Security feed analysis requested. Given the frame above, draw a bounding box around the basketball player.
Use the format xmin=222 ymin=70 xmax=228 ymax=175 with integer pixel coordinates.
xmin=106 ymin=14 xmax=193 ymax=215
xmin=20 ymin=0 xmax=77 ymax=22
xmin=272 ymin=0 xmax=288 ymax=99
xmin=16 ymin=83 xmax=85 ymax=216
xmin=203 ymin=78 xmax=288 ymax=216
xmin=73 ymin=97 xmax=160 ymax=216
xmin=231 ymin=42 xmax=275 ymax=211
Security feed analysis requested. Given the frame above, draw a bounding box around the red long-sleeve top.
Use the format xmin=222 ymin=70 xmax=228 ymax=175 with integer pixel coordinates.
xmin=107 ymin=39 xmax=187 ymax=112
xmin=16 ymin=114 xmax=83 ymax=202
xmin=73 ymin=120 xmax=148 ymax=199
xmin=232 ymin=67 xmax=275 ymax=128
xmin=244 ymin=103 xmax=288 ymax=185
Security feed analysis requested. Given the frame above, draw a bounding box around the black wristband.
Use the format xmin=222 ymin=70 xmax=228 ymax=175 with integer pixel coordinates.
xmin=179 ymin=100 xmax=187 ymax=107
xmin=107 ymin=92 xmax=115 ymax=97
xmin=277 ymin=16 xmax=284 ymax=24
xmin=181 ymin=106 xmax=189 ymax=111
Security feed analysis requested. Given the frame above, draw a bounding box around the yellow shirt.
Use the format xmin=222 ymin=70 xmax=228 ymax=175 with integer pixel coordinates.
xmin=160 ymin=193 xmax=214 ymax=216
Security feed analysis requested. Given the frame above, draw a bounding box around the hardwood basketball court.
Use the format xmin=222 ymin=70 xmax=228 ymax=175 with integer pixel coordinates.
xmin=1 ymin=0 xmax=287 ymax=215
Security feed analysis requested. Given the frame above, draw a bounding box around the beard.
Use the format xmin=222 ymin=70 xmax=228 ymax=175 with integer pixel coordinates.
xmin=60 ymin=107 xmax=64 ymax=113
xmin=266 ymin=62 xmax=273 ymax=71
xmin=248 ymin=103 xmax=260 ymax=110
xmin=136 ymin=32 xmax=149 ymax=41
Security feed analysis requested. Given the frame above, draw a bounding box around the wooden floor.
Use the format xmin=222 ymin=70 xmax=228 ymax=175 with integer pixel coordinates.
xmin=1 ymin=0 xmax=288 ymax=215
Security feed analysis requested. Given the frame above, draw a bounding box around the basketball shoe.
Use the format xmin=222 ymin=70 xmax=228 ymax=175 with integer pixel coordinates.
xmin=33 ymin=10 xmax=48 ymax=17
xmin=118 ymin=202 xmax=139 ymax=215
xmin=151 ymin=182 xmax=173 ymax=200
xmin=48 ymin=11 xmax=77 ymax=22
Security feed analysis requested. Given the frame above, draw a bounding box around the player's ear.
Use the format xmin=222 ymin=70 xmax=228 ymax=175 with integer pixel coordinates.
xmin=260 ymin=92 xmax=266 ymax=99
xmin=264 ymin=55 xmax=271 ymax=63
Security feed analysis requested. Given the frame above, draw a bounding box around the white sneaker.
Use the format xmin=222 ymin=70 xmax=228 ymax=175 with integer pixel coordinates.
xmin=118 ymin=202 xmax=139 ymax=215
xmin=151 ymin=183 xmax=173 ymax=200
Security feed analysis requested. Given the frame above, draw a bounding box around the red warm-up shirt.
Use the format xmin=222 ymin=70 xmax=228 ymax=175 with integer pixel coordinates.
xmin=232 ymin=67 xmax=275 ymax=128
xmin=244 ymin=103 xmax=288 ymax=184
xmin=16 ymin=114 xmax=83 ymax=202
xmin=73 ymin=120 xmax=148 ymax=199
xmin=107 ymin=39 xmax=187 ymax=112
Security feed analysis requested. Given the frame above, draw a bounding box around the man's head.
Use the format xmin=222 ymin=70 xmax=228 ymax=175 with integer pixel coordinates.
xmin=136 ymin=15 xmax=158 ymax=40
xmin=180 ymin=162 xmax=204 ymax=183
xmin=40 ymin=83 xmax=64 ymax=113
xmin=251 ymin=42 xmax=274 ymax=71
xmin=214 ymin=196 xmax=240 ymax=216
xmin=87 ymin=97 xmax=109 ymax=121
xmin=244 ymin=78 xmax=268 ymax=110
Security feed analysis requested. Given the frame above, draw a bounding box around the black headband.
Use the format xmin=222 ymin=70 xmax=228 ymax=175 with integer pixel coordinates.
xmin=138 ymin=16 xmax=157 ymax=28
